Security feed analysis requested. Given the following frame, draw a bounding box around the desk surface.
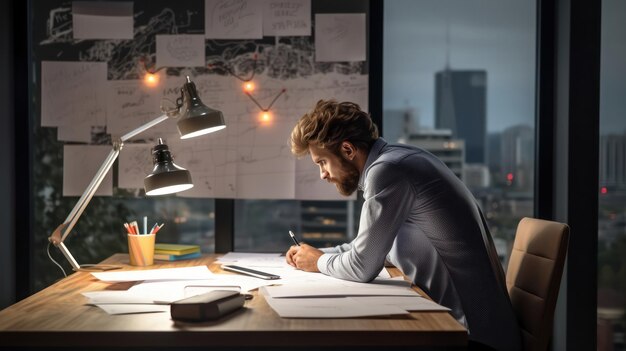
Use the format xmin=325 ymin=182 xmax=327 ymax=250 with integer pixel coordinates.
xmin=0 ymin=254 xmax=467 ymax=348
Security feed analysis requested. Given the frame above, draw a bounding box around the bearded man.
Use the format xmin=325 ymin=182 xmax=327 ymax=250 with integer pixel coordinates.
xmin=285 ymin=100 xmax=521 ymax=351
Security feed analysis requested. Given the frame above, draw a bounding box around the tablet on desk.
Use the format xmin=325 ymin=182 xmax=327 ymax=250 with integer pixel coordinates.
xmin=222 ymin=265 xmax=280 ymax=280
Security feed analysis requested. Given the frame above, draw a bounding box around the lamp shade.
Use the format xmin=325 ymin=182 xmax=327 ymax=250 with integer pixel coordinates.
xmin=144 ymin=139 xmax=194 ymax=196
xmin=177 ymin=76 xmax=226 ymax=139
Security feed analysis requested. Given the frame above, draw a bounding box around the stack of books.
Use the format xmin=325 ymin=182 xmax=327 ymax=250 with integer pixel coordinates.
xmin=154 ymin=243 xmax=201 ymax=261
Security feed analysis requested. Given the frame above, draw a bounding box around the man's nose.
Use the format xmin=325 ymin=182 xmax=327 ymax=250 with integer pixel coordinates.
xmin=320 ymin=169 xmax=329 ymax=180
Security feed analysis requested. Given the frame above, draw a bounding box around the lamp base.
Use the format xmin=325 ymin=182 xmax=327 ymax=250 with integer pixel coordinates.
xmin=74 ymin=264 xmax=122 ymax=272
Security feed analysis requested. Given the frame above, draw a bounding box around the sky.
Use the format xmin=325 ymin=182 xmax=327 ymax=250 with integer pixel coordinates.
xmin=383 ymin=0 xmax=625 ymax=135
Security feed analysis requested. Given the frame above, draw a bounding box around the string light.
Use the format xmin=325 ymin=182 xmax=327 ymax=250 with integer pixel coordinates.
xmin=209 ymin=51 xmax=286 ymax=117
xmin=143 ymin=72 xmax=160 ymax=87
xmin=243 ymin=82 xmax=255 ymax=93
xmin=259 ymin=111 xmax=272 ymax=124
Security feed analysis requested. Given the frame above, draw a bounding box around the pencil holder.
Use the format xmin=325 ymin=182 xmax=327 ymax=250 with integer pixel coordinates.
xmin=127 ymin=234 xmax=156 ymax=266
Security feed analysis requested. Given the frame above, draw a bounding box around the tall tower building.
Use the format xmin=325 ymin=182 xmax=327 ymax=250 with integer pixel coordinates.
xmin=435 ymin=69 xmax=487 ymax=164
xmin=600 ymin=132 xmax=626 ymax=189
xmin=500 ymin=124 xmax=534 ymax=192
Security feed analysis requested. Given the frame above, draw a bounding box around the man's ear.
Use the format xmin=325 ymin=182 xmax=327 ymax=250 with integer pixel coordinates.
xmin=340 ymin=141 xmax=356 ymax=161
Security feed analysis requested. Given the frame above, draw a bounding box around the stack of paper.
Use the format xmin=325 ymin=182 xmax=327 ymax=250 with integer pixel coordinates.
xmin=84 ymin=266 xmax=272 ymax=315
xmin=260 ymin=275 xmax=450 ymax=318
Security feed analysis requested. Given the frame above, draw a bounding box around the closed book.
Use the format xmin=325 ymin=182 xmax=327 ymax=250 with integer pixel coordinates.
xmin=154 ymin=243 xmax=200 ymax=255
xmin=154 ymin=251 xmax=201 ymax=261
xmin=170 ymin=290 xmax=245 ymax=322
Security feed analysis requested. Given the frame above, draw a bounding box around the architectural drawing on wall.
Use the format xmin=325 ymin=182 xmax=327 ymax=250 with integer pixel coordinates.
xmin=36 ymin=1 xmax=368 ymax=201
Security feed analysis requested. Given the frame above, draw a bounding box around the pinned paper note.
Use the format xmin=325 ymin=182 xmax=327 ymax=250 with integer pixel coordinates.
xmin=118 ymin=144 xmax=153 ymax=189
xmin=63 ymin=145 xmax=113 ymax=196
xmin=41 ymin=61 xmax=107 ymax=127
xmin=205 ymin=0 xmax=263 ymax=39
xmin=72 ymin=1 xmax=134 ymax=40
xmin=314 ymin=13 xmax=366 ymax=62
xmin=263 ymin=0 xmax=311 ymax=36
xmin=156 ymin=34 xmax=206 ymax=68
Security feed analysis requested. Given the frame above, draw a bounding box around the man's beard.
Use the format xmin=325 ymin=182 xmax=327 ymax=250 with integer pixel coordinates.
xmin=334 ymin=157 xmax=360 ymax=196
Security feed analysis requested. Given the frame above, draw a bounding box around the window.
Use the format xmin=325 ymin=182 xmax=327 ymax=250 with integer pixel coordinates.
xmin=383 ymin=0 xmax=537 ymax=267
xmin=597 ymin=0 xmax=626 ymax=349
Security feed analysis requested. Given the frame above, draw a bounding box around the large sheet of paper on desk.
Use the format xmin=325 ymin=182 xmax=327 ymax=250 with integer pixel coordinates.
xmin=263 ymin=294 xmax=408 ymax=318
xmin=91 ymin=266 xmax=213 ymax=282
xmin=262 ymin=278 xmax=418 ymax=298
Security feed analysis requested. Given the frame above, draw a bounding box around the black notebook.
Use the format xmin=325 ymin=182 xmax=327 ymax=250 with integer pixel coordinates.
xmin=170 ymin=290 xmax=245 ymax=322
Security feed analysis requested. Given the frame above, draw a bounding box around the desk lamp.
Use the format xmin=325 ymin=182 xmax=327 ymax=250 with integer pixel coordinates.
xmin=48 ymin=76 xmax=225 ymax=271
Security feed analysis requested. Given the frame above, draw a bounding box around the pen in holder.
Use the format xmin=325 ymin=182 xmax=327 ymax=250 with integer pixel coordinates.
xmin=127 ymin=233 xmax=156 ymax=266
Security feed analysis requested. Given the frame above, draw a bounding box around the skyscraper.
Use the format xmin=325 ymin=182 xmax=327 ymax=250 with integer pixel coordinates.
xmin=435 ymin=69 xmax=487 ymax=164
xmin=600 ymin=132 xmax=626 ymax=189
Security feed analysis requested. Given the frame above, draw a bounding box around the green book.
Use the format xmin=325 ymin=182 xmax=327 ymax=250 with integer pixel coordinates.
xmin=154 ymin=251 xmax=202 ymax=261
xmin=154 ymin=243 xmax=200 ymax=256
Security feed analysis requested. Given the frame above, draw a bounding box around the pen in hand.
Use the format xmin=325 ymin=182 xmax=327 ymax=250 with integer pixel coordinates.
xmin=288 ymin=230 xmax=301 ymax=246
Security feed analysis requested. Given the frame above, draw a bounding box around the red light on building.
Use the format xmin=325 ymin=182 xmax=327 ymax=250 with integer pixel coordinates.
xmin=600 ymin=186 xmax=608 ymax=194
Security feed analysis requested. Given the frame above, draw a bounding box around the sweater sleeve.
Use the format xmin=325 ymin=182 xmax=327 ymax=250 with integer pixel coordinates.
xmin=317 ymin=163 xmax=415 ymax=282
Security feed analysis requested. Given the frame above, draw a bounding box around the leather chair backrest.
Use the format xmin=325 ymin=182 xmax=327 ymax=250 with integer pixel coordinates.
xmin=506 ymin=217 xmax=570 ymax=351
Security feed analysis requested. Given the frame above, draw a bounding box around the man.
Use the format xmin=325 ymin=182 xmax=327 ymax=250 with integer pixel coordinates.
xmin=285 ymin=100 xmax=521 ymax=351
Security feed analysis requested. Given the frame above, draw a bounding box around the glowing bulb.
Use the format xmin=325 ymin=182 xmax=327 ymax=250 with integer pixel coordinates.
xmin=243 ymin=82 xmax=255 ymax=93
xmin=144 ymin=73 xmax=159 ymax=87
xmin=260 ymin=111 xmax=272 ymax=124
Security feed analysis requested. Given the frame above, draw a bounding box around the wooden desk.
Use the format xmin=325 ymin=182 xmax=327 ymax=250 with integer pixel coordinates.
xmin=0 ymin=254 xmax=467 ymax=349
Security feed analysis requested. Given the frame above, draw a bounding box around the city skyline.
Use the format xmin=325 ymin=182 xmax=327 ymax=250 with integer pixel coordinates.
xmin=383 ymin=0 xmax=626 ymax=135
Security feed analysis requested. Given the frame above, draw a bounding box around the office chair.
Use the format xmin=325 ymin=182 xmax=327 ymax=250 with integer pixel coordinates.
xmin=506 ymin=217 xmax=570 ymax=351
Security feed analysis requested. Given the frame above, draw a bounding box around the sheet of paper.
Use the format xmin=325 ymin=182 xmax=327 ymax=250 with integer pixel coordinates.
xmin=118 ymin=143 xmax=153 ymax=189
xmin=315 ymin=13 xmax=366 ymax=62
xmin=156 ymin=34 xmax=206 ymax=68
xmin=262 ymin=293 xmax=409 ymax=318
xmin=63 ymin=145 xmax=113 ymax=196
xmin=94 ymin=304 xmax=170 ymax=315
xmin=72 ymin=1 xmax=134 ymax=40
xmin=205 ymin=0 xmax=263 ymax=39
xmin=57 ymin=123 xmax=92 ymax=143
xmin=348 ymin=296 xmax=450 ymax=312
xmin=82 ymin=290 xmax=176 ymax=304
xmin=263 ymin=0 xmax=311 ymax=36
xmin=216 ymin=252 xmax=286 ymax=267
xmin=262 ymin=278 xmax=417 ymax=298
xmin=128 ymin=277 xmax=269 ymax=297
xmin=105 ymin=79 xmax=165 ymax=139
xmin=91 ymin=265 xmax=213 ymax=282
xmin=41 ymin=61 xmax=107 ymax=127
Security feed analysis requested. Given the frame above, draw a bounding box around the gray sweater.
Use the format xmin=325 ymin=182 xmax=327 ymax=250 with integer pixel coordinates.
xmin=317 ymin=138 xmax=521 ymax=351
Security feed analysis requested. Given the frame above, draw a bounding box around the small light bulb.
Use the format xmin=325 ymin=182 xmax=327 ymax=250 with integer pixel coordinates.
xmin=260 ymin=111 xmax=272 ymax=124
xmin=144 ymin=73 xmax=159 ymax=87
xmin=244 ymin=82 xmax=255 ymax=93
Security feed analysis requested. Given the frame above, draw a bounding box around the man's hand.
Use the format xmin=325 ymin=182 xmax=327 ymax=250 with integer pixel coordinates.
xmin=285 ymin=244 xmax=323 ymax=272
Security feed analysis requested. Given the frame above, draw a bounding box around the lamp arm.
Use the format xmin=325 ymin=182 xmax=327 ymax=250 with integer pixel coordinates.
xmin=48 ymin=113 xmax=171 ymax=270
xmin=120 ymin=114 xmax=169 ymax=142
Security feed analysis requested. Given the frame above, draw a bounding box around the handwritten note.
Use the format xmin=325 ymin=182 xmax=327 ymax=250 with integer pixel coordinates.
xmin=156 ymin=34 xmax=206 ymax=68
xmin=118 ymin=143 xmax=153 ymax=189
xmin=72 ymin=1 xmax=134 ymax=40
xmin=205 ymin=0 xmax=263 ymax=39
xmin=41 ymin=61 xmax=107 ymax=127
xmin=263 ymin=0 xmax=311 ymax=36
xmin=315 ymin=13 xmax=366 ymax=62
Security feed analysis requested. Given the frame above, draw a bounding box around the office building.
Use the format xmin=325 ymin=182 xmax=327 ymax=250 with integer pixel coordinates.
xmin=599 ymin=132 xmax=626 ymax=189
xmin=400 ymin=128 xmax=465 ymax=179
xmin=500 ymin=125 xmax=534 ymax=193
xmin=435 ymin=69 xmax=487 ymax=164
